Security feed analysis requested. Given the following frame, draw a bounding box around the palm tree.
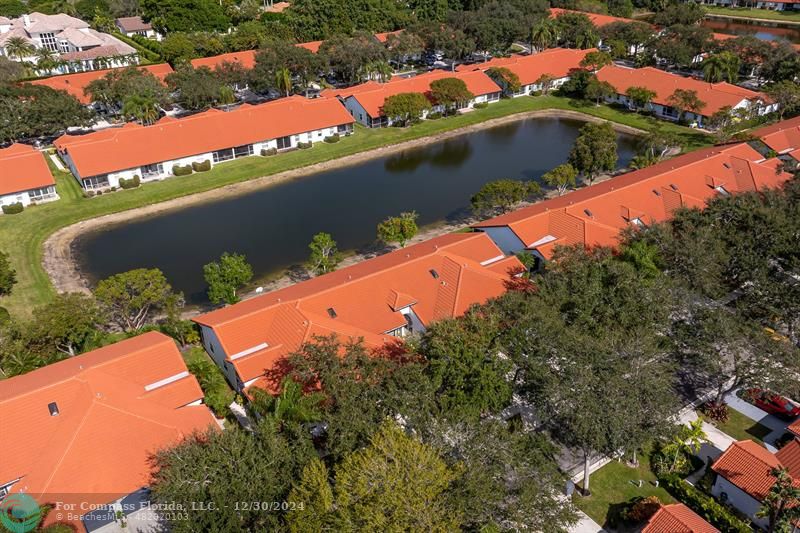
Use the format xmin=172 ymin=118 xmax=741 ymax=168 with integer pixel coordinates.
xmin=249 ymin=378 xmax=323 ymax=428
xmin=121 ymin=95 xmax=159 ymax=125
xmin=34 ymin=47 xmax=59 ymax=75
xmin=364 ymin=60 xmax=392 ymax=83
xmin=530 ymin=19 xmax=557 ymax=52
xmin=275 ymin=67 xmax=291 ymax=97
xmin=218 ymin=86 xmax=236 ymax=106
xmin=702 ymin=52 xmax=740 ymax=83
xmin=4 ymin=37 xmax=35 ymax=61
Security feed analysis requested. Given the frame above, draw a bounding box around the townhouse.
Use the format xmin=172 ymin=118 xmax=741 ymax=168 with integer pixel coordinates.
xmin=711 ymin=439 xmax=800 ymax=528
xmin=757 ymin=114 xmax=800 ymax=161
xmin=0 ymin=144 xmax=58 ymax=211
xmin=30 ymin=63 xmax=174 ymax=105
xmin=596 ymin=64 xmax=774 ymax=128
xmin=54 ymin=95 xmax=354 ymax=190
xmin=0 ymin=12 xmax=137 ymax=74
xmin=323 ymin=70 xmax=502 ymax=127
xmin=192 ymin=232 xmax=522 ymax=393
xmin=115 ymin=16 xmax=161 ymax=41
xmin=456 ymin=47 xmax=594 ymax=96
xmin=0 ymin=332 xmax=216 ymax=530
xmin=473 ymin=142 xmax=793 ymax=264
xmin=642 ymin=503 xmax=719 ymax=533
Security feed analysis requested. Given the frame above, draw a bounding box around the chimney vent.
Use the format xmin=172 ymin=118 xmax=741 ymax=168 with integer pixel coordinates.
xmin=48 ymin=402 xmax=59 ymax=416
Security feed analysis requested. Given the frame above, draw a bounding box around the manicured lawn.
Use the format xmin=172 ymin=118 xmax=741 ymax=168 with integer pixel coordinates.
xmin=704 ymin=5 xmax=800 ymax=23
xmin=699 ymin=409 xmax=772 ymax=444
xmin=0 ymin=96 xmax=712 ymax=318
xmin=573 ymin=452 xmax=675 ymax=528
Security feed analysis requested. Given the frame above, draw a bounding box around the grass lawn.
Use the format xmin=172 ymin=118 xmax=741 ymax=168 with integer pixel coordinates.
xmin=699 ymin=409 xmax=772 ymax=444
xmin=573 ymin=452 xmax=675 ymax=528
xmin=704 ymin=5 xmax=800 ymax=23
xmin=0 ymin=95 xmax=712 ymax=318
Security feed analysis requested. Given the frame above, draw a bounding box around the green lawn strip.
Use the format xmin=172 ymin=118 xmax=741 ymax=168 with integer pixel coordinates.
xmin=704 ymin=6 xmax=800 ymax=23
xmin=0 ymin=96 xmax=712 ymax=317
xmin=573 ymin=452 xmax=675 ymax=527
xmin=698 ymin=409 xmax=772 ymax=444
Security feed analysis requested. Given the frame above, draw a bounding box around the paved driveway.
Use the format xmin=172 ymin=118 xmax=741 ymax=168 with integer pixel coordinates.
xmin=725 ymin=389 xmax=796 ymax=449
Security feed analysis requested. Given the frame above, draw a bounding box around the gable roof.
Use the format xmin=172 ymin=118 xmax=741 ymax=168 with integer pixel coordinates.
xmin=324 ymin=69 xmax=501 ymax=119
xmin=29 ymin=63 xmax=173 ymax=104
xmin=596 ymin=64 xmax=767 ymax=117
xmin=456 ymin=47 xmax=593 ymax=85
xmin=473 ymin=142 xmax=791 ymax=259
xmin=712 ymin=440 xmax=798 ymax=501
xmin=755 ymin=115 xmax=800 ymax=155
xmin=0 ymin=143 xmax=56 ymax=196
xmin=54 ymin=95 xmax=354 ymax=177
xmin=642 ymin=503 xmax=719 ymax=533
xmin=193 ymin=232 xmax=521 ymax=391
xmin=789 ymin=418 xmax=800 ymax=438
xmin=374 ymin=29 xmax=403 ymax=43
xmin=776 ymin=438 xmax=800 ymax=479
xmin=115 ymin=15 xmax=153 ymax=32
xmin=550 ymin=7 xmax=645 ymax=27
xmin=0 ymin=332 xmax=216 ymax=521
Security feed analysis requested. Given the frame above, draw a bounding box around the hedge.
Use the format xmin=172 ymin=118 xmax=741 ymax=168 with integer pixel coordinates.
xmin=474 ymin=102 xmax=489 ymax=109
xmin=297 ymin=141 xmax=312 ymax=149
xmin=660 ymin=475 xmax=752 ymax=533
xmin=111 ymin=31 xmax=161 ymax=62
xmin=427 ymin=112 xmax=443 ymax=120
xmin=324 ymin=134 xmax=340 ymax=143
xmin=184 ymin=349 xmax=235 ymax=418
xmin=119 ymin=175 xmax=141 ymax=189
xmin=2 ymin=202 xmax=24 ymax=215
xmin=192 ymin=160 xmax=212 ymax=172
xmin=172 ymin=164 xmax=193 ymax=176
xmin=261 ymin=147 xmax=277 ymax=156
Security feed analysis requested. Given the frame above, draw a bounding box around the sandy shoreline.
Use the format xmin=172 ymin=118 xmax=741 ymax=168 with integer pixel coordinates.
xmin=43 ymin=108 xmax=646 ymax=298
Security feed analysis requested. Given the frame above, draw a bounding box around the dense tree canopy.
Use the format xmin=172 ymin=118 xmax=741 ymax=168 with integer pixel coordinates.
xmin=142 ymin=0 xmax=230 ymax=33
xmin=0 ymin=84 xmax=93 ymax=144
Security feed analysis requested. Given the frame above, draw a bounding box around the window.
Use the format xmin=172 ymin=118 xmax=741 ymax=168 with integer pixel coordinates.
xmin=233 ymin=144 xmax=253 ymax=158
xmin=141 ymin=163 xmax=163 ymax=177
xmin=82 ymin=175 xmax=109 ymax=190
xmin=276 ymin=136 xmax=292 ymax=150
xmin=59 ymin=40 xmax=70 ymax=53
xmin=39 ymin=32 xmax=58 ymax=52
xmin=28 ymin=186 xmax=56 ymax=201
xmin=212 ymin=148 xmax=234 ymax=162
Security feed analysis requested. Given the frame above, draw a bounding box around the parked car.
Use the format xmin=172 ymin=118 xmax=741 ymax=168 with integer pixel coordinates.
xmin=744 ymin=388 xmax=800 ymax=419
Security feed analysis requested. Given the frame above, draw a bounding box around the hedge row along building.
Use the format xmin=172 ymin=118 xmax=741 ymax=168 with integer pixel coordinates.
xmin=54 ymin=95 xmax=355 ymax=191
xmin=0 ymin=143 xmax=58 ymax=213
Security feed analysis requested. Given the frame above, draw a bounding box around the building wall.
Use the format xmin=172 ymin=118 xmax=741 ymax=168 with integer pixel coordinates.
xmin=711 ymin=475 xmax=768 ymax=529
xmin=198 ymin=324 xmax=242 ymax=389
xmin=350 ymin=91 xmax=502 ymax=128
xmin=0 ymin=186 xmax=58 ymax=210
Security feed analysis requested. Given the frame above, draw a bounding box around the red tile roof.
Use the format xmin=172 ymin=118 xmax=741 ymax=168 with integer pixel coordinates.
xmin=0 ymin=332 xmax=216 ymax=527
xmin=0 ymin=143 xmax=56 ymax=196
xmin=190 ymin=50 xmax=257 ymax=70
xmin=54 ymin=95 xmax=354 ymax=178
xmin=374 ymin=30 xmax=403 ymax=43
xmin=789 ymin=419 xmax=800 ymax=438
xmin=596 ymin=64 xmax=768 ymax=117
xmin=754 ymin=115 xmax=800 ymax=155
xmin=776 ymin=438 xmax=800 ymax=480
xmin=643 ymin=503 xmax=719 ymax=533
xmin=712 ymin=440 xmax=799 ymax=501
xmin=550 ymin=7 xmax=644 ymax=27
xmin=193 ymin=232 xmax=522 ymax=391
xmin=323 ymin=69 xmax=501 ymax=119
xmin=456 ymin=48 xmax=594 ymax=85
xmin=265 ymin=1 xmax=291 ymax=13
xmin=297 ymin=40 xmax=323 ymax=53
xmin=473 ymin=142 xmax=792 ymax=259
xmin=29 ymin=64 xmax=174 ymax=104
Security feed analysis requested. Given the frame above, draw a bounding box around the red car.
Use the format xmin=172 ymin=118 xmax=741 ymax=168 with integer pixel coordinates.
xmin=745 ymin=389 xmax=800 ymax=419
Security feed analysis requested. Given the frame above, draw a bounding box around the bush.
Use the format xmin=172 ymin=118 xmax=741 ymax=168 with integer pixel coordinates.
xmin=473 ymin=102 xmax=489 ymax=109
xmin=1 ymin=202 xmax=23 ymax=215
xmin=659 ymin=475 xmax=752 ymax=533
xmin=530 ymin=90 xmax=542 ymax=96
xmin=172 ymin=164 xmax=193 ymax=176
xmin=0 ymin=306 xmax=10 ymax=324
xmin=185 ymin=349 xmax=234 ymax=418
xmin=96 ymin=190 xmax=103 ymax=195
xmin=192 ymin=160 xmax=212 ymax=172
xmin=261 ymin=147 xmax=277 ymax=156
xmin=624 ymin=496 xmax=661 ymax=523
xmin=701 ymin=401 xmax=729 ymax=422
xmin=427 ymin=112 xmax=443 ymax=120
xmin=297 ymin=141 xmax=312 ymax=149
xmin=110 ymin=186 xmax=117 ymax=191
xmin=119 ymin=175 xmax=141 ymax=189
xmin=324 ymin=134 xmax=340 ymax=143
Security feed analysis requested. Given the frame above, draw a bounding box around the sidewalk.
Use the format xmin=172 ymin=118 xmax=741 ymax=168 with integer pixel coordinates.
xmin=570 ymin=511 xmax=606 ymax=533
xmin=679 ymin=410 xmax=735 ymax=485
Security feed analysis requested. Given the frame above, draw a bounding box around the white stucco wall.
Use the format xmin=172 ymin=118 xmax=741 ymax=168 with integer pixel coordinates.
xmin=711 ymin=475 xmax=768 ymax=529
xmin=199 ymin=325 xmax=242 ymax=389
xmin=0 ymin=186 xmax=58 ymax=210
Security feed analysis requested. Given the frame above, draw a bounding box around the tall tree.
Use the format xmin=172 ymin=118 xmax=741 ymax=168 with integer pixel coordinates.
xmin=3 ymin=36 xmax=34 ymax=60
xmin=319 ymin=31 xmax=388 ymax=84
xmin=568 ymin=121 xmax=618 ymax=184
xmin=27 ymin=293 xmax=104 ymax=357
xmin=377 ymin=211 xmax=419 ymax=247
xmin=625 ymin=86 xmax=657 ymax=111
xmin=141 ymin=0 xmax=229 ymax=33
xmin=471 ymin=179 xmax=541 ymax=216
xmin=203 ymin=252 xmax=253 ymax=305
xmin=487 ymin=66 xmax=521 ymax=95
xmin=530 ymin=17 xmax=558 ymax=52
xmin=542 ymin=163 xmax=578 ymax=196
xmin=165 ymin=66 xmax=227 ymax=110
xmin=579 ymin=50 xmax=612 ymax=71
xmin=307 ymin=232 xmax=342 ymax=275
xmin=94 ymin=268 xmax=182 ymax=332
xmin=765 ymin=80 xmax=800 ymax=120
xmin=667 ymin=88 xmax=706 ymax=123
xmin=757 ymin=467 xmax=800 ymax=533
xmin=382 ymin=92 xmax=432 ymax=126
xmin=121 ymin=94 xmax=160 ymax=125
xmin=702 ymin=51 xmax=740 ymax=83
xmin=429 ymin=77 xmax=474 ymax=115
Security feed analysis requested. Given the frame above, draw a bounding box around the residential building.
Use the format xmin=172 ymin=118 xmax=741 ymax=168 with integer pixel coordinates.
xmin=0 ymin=332 xmax=216 ymax=530
xmin=54 ymin=95 xmax=354 ymax=190
xmin=0 ymin=12 xmax=137 ymax=74
xmin=456 ymin=48 xmax=594 ymax=96
xmin=642 ymin=503 xmax=719 ymax=533
xmin=115 ymin=16 xmax=161 ymax=41
xmin=323 ymin=70 xmax=501 ymax=127
xmin=265 ymin=1 xmax=291 ymax=13
xmin=711 ymin=439 xmax=800 ymax=529
xmin=192 ymin=232 xmax=522 ymax=393
xmin=29 ymin=63 xmax=173 ymax=105
xmin=549 ymin=7 xmax=641 ymax=28
xmin=0 ymin=143 xmax=58 ymax=211
xmin=596 ymin=65 xmax=775 ymax=128
xmin=789 ymin=418 xmax=800 ymax=438
xmin=473 ymin=142 xmax=793 ymax=263
xmin=691 ymin=0 xmax=800 ymax=10
xmin=374 ymin=29 xmax=403 ymax=44
xmin=756 ymin=114 xmax=800 ymax=161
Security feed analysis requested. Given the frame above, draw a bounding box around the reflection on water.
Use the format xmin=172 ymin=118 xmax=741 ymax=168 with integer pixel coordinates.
xmin=75 ymin=117 xmax=637 ymax=303
xmin=701 ymin=17 xmax=800 ymax=44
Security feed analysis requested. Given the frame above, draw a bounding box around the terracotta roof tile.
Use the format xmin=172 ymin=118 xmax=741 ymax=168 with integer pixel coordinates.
xmin=712 ymin=440 xmax=798 ymax=501
xmin=789 ymin=419 xmax=800 ymax=438
xmin=30 ymin=63 xmax=173 ymax=104
xmin=456 ymin=48 xmax=594 ymax=86
xmin=643 ymin=503 xmax=719 ymax=533
xmin=776 ymin=438 xmax=800 ymax=479
xmin=0 ymin=143 xmax=56 ymax=196
xmin=550 ymin=7 xmax=645 ymax=27
xmin=115 ymin=16 xmax=152 ymax=32
xmin=755 ymin=115 xmax=800 ymax=154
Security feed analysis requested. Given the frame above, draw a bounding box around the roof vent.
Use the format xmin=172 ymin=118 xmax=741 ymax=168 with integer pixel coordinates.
xmin=652 ymin=189 xmax=661 ymax=197
xmin=670 ymin=184 xmax=679 ymax=191
xmin=327 ymin=307 xmax=337 ymax=319
xmin=429 ymin=269 xmax=439 ymax=279
xmin=722 ymin=162 xmax=731 ymax=169
xmin=583 ymin=208 xmax=593 ymax=217
xmin=48 ymin=402 xmax=59 ymax=417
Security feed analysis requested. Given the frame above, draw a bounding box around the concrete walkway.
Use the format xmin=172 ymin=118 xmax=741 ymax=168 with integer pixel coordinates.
xmin=571 ymin=510 xmax=606 ymax=533
xmin=724 ymin=389 xmax=792 ymax=448
xmin=679 ymin=410 xmax=736 ymax=485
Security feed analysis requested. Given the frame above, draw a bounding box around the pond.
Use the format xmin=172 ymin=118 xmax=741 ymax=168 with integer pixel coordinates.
xmin=74 ymin=117 xmax=638 ymax=303
xmin=701 ymin=16 xmax=800 ymax=44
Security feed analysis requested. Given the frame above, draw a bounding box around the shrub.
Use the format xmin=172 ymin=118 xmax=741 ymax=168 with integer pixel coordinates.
xmin=473 ymin=102 xmax=489 ymax=109
xmin=624 ymin=496 xmax=661 ymax=523
xmin=96 ymin=190 xmax=103 ymax=195
xmin=110 ymin=186 xmax=117 ymax=191
xmin=192 ymin=160 xmax=212 ymax=172
xmin=324 ymin=134 xmax=340 ymax=143
xmin=119 ymin=175 xmax=141 ymax=189
xmin=1 ymin=202 xmax=24 ymax=215
xmin=427 ymin=112 xmax=442 ymax=120
xmin=172 ymin=164 xmax=193 ymax=176
xmin=701 ymin=401 xmax=729 ymax=422
xmin=659 ymin=475 xmax=752 ymax=533
xmin=297 ymin=141 xmax=312 ymax=149
xmin=185 ymin=349 xmax=234 ymax=418
xmin=261 ymin=147 xmax=277 ymax=156
xmin=0 ymin=306 xmax=10 ymax=324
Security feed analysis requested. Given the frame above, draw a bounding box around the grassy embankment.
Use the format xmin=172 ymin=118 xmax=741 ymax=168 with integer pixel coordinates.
xmin=704 ymin=5 xmax=800 ymax=23
xmin=0 ymin=95 xmax=712 ymax=317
